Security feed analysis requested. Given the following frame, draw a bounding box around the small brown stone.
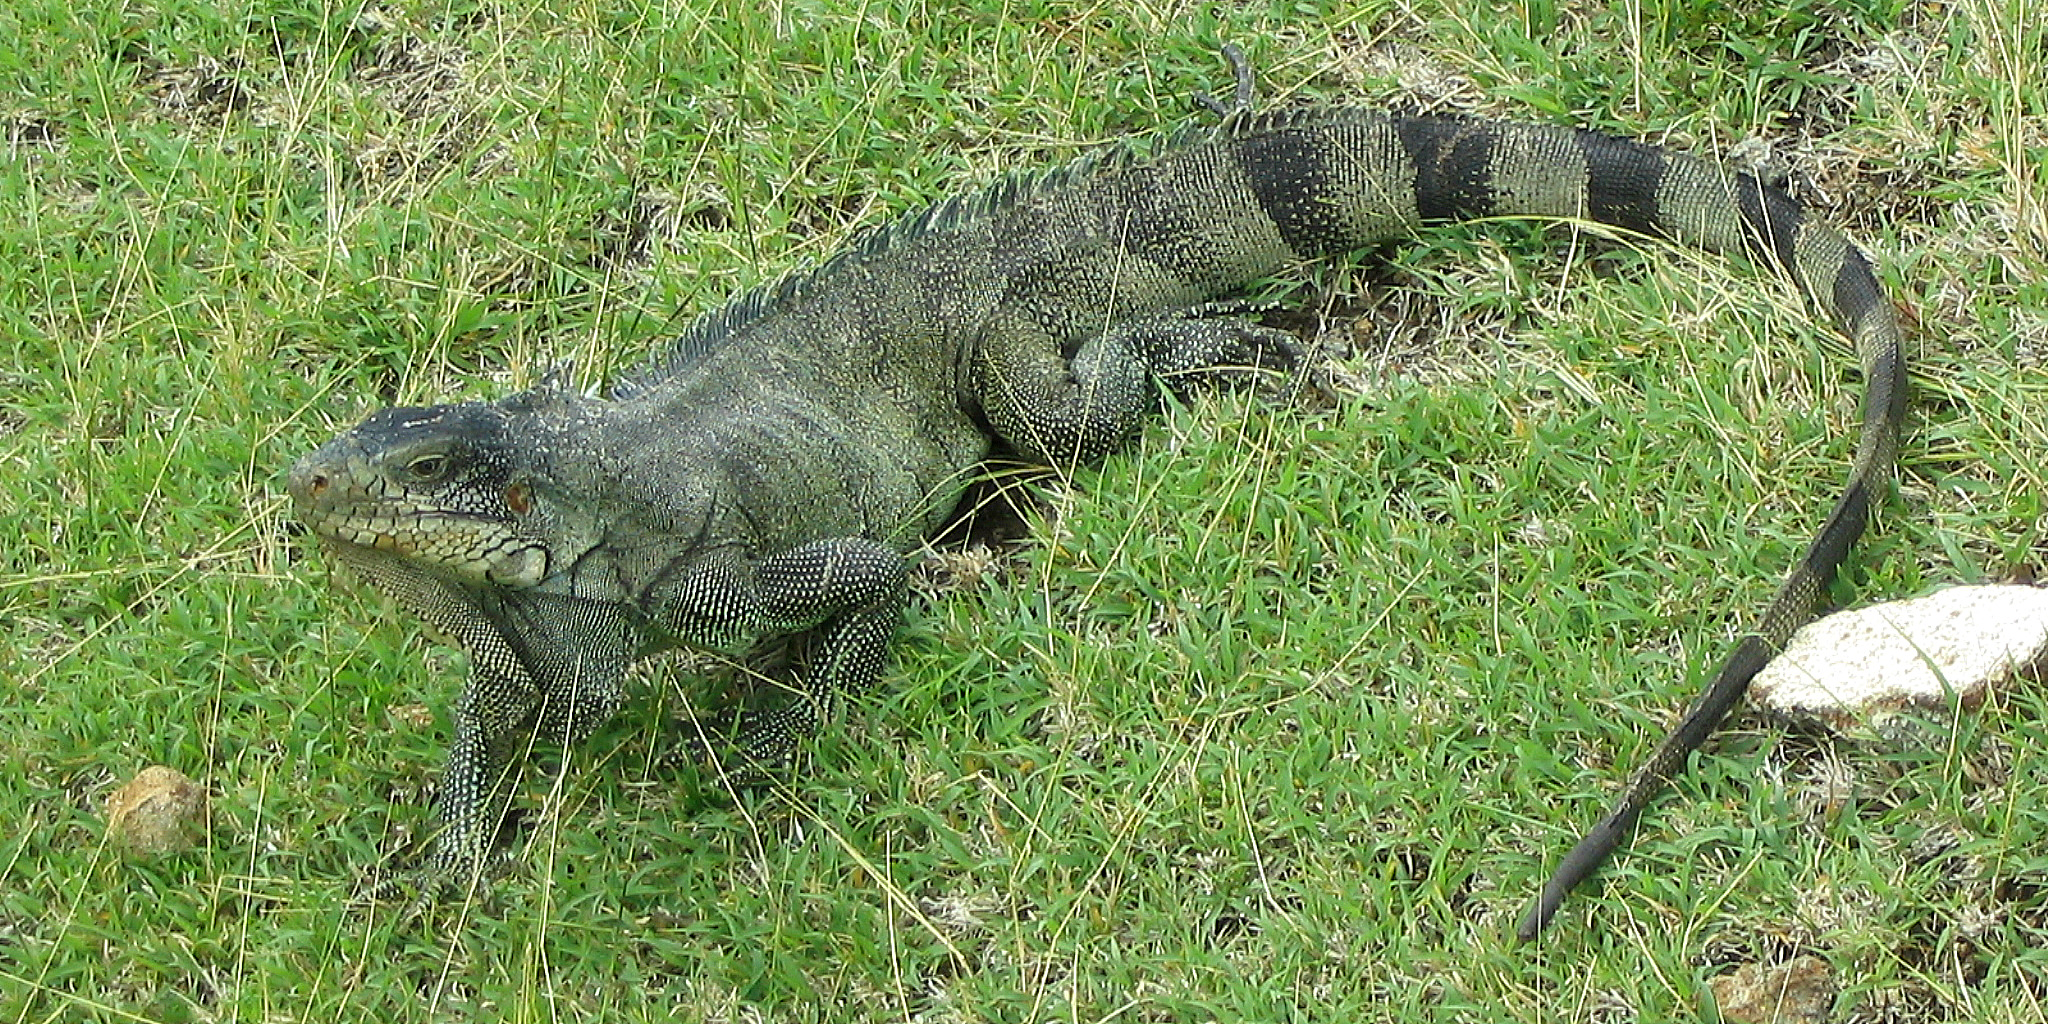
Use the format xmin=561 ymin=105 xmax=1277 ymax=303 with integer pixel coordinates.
xmin=104 ymin=765 xmax=209 ymax=857
xmin=1709 ymin=955 xmax=1836 ymax=1024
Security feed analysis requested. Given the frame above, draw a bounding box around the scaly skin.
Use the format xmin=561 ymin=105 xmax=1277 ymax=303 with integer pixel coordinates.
xmin=291 ymin=55 xmax=1907 ymax=930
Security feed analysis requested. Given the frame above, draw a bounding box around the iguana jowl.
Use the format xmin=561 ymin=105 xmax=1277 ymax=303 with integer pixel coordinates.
xmin=289 ymin=60 xmax=1907 ymax=936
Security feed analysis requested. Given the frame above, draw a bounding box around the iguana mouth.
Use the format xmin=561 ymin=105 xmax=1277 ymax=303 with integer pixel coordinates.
xmin=306 ymin=512 xmax=551 ymax=587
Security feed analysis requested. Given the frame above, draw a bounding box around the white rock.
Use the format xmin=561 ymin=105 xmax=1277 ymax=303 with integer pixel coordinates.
xmin=1750 ymin=585 xmax=2048 ymax=734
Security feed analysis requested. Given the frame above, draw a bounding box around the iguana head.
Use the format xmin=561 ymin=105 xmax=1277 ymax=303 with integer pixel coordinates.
xmin=289 ymin=402 xmax=553 ymax=588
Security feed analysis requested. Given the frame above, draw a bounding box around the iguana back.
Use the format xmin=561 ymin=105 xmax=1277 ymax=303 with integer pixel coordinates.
xmin=289 ymin=86 xmax=1906 ymax=934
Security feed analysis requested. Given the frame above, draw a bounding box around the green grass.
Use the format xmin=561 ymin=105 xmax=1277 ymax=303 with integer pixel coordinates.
xmin=3 ymin=0 xmax=2046 ymax=1020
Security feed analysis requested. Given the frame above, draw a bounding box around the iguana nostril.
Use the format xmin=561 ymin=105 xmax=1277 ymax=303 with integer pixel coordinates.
xmin=286 ymin=460 xmax=328 ymax=503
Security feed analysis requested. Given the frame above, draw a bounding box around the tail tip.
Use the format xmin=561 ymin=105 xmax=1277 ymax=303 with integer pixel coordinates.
xmin=1513 ymin=892 xmax=1559 ymax=943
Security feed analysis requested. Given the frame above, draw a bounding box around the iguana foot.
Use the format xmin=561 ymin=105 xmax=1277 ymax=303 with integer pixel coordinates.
xmin=665 ymin=704 xmax=805 ymax=792
xmin=353 ymin=819 xmax=517 ymax=904
xmin=1192 ymin=43 xmax=1256 ymax=120
xmin=356 ymin=863 xmax=453 ymax=906
xmin=1134 ymin=300 xmax=1305 ymax=396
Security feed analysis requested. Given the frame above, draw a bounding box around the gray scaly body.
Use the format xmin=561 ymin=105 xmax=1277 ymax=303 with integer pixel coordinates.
xmin=289 ymin=65 xmax=1907 ymax=935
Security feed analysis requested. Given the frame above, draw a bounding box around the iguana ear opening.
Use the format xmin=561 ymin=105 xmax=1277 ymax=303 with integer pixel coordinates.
xmin=504 ymin=482 xmax=533 ymax=515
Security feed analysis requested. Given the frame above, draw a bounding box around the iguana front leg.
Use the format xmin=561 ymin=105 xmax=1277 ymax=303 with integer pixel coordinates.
xmin=386 ymin=588 xmax=637 ymax=897
xmin=652 ymin=537 xmax=909 ymax=772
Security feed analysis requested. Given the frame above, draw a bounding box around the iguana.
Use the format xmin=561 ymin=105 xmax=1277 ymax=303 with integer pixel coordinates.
xmin=288 ymin=50 xmax=1907 ymax=938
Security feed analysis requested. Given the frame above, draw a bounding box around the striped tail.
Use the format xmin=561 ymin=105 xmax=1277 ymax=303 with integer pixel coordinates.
xmin=1220 ymin=111 xmax=1908 ymax=937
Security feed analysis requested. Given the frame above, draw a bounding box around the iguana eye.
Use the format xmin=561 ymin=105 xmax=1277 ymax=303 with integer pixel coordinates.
xmin=404 ymin=453 xmax=450 ymax=482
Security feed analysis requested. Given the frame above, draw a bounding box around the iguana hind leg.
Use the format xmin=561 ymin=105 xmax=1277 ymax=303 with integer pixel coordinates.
xmin=971 ymin=302 xmax=1300 ymax=465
